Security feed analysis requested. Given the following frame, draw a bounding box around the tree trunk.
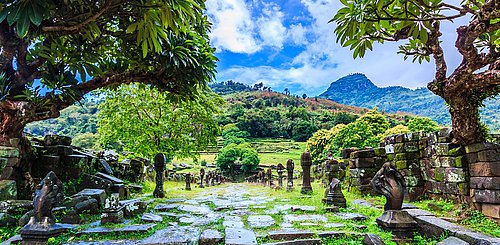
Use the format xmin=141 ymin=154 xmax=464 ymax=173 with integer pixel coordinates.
xmin=446 ymin=94 xmax=485 ymax=145
xmin=0 ymin=100 xmax=35 ymax=199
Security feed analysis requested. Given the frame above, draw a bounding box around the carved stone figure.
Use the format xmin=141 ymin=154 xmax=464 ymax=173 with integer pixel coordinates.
xmin=300 ymin=152 xmax=313 ymax=194
xmin=185 ymin=173 xmax=192 ymax=191
xmin=20 ymin=171 xmax=67 ymax=243
xmin=371 ymin=162 xmax=405 ymax=210
xmin=276 ymin=163 xmax=285 ymax=188
xmin=324 ymin=178 xmax=346 ymax=208
xmin=371 ymin=162 xmax=417 ymax=243
xmin=286 ymin=159 xmax=294 ymax=192
xmin=205 ymin=171 xmax=210 ymax=186
xmin=153 ymin=153 xmax=167 ymax=198
xmin=199 ymin=168 xmax=205 ymax=188
xmin=267 ymin=168 xmax=274 ymax=187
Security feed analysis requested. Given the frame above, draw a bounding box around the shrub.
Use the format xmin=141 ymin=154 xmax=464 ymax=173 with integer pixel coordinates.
xmin=408 ymin=117 xmax=440 ymax=133
xmin=216 ymin=143 xmax=259 ymax=174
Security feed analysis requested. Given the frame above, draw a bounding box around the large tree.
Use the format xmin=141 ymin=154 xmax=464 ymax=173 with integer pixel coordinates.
xmin=332 ymin=0 xmax=499 ymax=144
xmin=0 ymin=0 xmax=217 ymax=196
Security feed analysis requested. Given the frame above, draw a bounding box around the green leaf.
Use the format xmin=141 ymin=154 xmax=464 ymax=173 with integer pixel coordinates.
xmin=29 ymin=2 xmax=43 ymax=26
xmin=16 ymin=15 xmax=29 ymax=38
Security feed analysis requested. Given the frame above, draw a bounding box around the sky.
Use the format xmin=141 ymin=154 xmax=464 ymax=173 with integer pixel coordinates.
xmin=205 ymin=0 xmax=469 ymax=97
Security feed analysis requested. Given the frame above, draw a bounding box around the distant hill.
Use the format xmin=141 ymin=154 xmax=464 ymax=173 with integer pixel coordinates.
xmin=319 ymin=73 xmax=500 ymax=132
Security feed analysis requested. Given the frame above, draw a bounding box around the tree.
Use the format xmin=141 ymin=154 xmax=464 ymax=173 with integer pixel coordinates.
xmin=0 ymin=0 xmax=216 ymax=195
xmin=332 ymin=0 xmax=499 ymax=144
xmin=383 ymin=125 xmax=410 ymax=138
xmin=98 ymin=84 xmax=222 ymax=160
xmin=408 ymin=116 xmax=440 ymax=133
xmin=216 ymin=143 xmax=259 ymax=174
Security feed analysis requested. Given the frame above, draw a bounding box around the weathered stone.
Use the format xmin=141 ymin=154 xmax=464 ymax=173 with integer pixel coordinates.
xmin=355 ymin=158 xmax=374 ymax=168
xmin=121 ymin=199 xmax=148 ymax=217
xmin=300 ymin=152 xmax=313 ymax=194
xmin=362 ymin=234 xmax=386 ymax=245
xmin=177 ymin=204 xmax=211 ymax=215
xmin=478 ymin=149 xmax=500 ymax=162
xmin=0 ymin=180 xmax=16 ymax=200
xmin=465 ymin=142 xmax=499 ymax=153
xmin=74 ymin=198 xmax=99 ymax=214
xmin=351 ymin=199 xmax=373 ymax=208
xmin=81 ymin=174 xmax=113 ymax=191
xmin=481 ymin=204 xmax=500 ymax=219
xmin=44 ymin=135 xmax=72 ymax=146
xmin=79 ymin=224 xmax=156 ymax=236
xmin=435 ymin=143 xmax=460 ymax=156
xmin=351 ymin=149 xmax=375 ymax=158
xmin=75 ymin=189 xmax=107 ymax=208
xmin=200 ymin=229 xmax=222 ymax=245
xmin=405 ymin=209 xmax=435 ymax=217
xmin=225 ymin=228 xmax=257 ymax=245
xmin=101 ymin=193 xmax=123 ymax=224
xmin=141 ymin=213 xmax=163 ymax=223
xmin=223 ymin=215 xmax=244 ymax=228
xmin=444 ymin=168 xmax=466 ymax=183
xmin=268 ymin=230 xmax=315 ymax=240
xmin=437 ymin=236 xmax=469 ymax=245
xmin=334 ymin=212 xmax=368 ymax=221
xmin=247 ymin=215 xmax=275 ymax=228
xmin=470 ymin=162 xmax=500 ymax=177
xmin=376 ymin=210 xmax=417 ymax=243
xmin=283 ymin=214 xmax=327 ymax=223
xmin=95 ymin=172 xmax=124 ymax=184
xmin=471 ymin=189 xmax=500 ymax=203
xmin=154 ymin=203 xmax=179 ymax=212
xmin=262 ymin=239 xmax=321 ymax=245
xmin=470 ymin=177 xmax=500 ymax=189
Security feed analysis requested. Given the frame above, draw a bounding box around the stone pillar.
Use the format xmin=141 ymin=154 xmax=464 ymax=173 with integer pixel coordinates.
xmin=153 ymin=153 xmax=167 ymax=198
xmin=185 ymin=173 xmax=192 ymax=191
xmin=205 ymin=171 xmax=210 ymax=187
xmin=199 ymin=169 xmax=205 ymax=188
xmin=286 ymin=159 xmax=294 ymax=192
xmin=300 ymin=152 xmax=313 ymax=194
xmin=267 ymin=168 xmax=273 ymax=187
xmin=277 ymin=163 xmax=284 ymax=188
xmin=101 ymin=193 xmax=124 ymax=224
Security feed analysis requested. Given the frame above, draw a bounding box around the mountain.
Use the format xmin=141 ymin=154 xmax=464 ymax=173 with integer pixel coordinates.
xmin=319 ymin=73 xmax=500 ymax=133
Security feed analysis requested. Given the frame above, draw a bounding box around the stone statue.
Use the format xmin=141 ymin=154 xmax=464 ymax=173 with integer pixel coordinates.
xmin=153 ymin=153 xmax=167 ymax=198
xmin=324 ymin=178 xmax=346 ymax=208
xmin=300 ymin=152 xmax=313 ymax=194
xmin=286 ymin=159 xmax=294 ymax=192
xmin=185 ymin=173 xmax=192 ymax=191
xmin=371 ymin=162 xmax=405 ymax=210
xmin=371 ymin=162 xmax=417 ymax=243
xmin=20 ymin=171 xmax=67 ymax=243
xmin=205 ymin=170 xmax=210 ymax=186
xmin=101 ymin=193 xmax=124 ymax=224
xmin=267 ymin=168 xmax=274 ymax=187
xmin=276 ymin=163 xmax=285 ymax=188
xmin=199 ymin=168 xmax=205 ymax=188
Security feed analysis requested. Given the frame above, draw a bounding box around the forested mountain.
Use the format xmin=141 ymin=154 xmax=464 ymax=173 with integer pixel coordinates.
xmin=319 ymin=73 xmax=500 ymax=133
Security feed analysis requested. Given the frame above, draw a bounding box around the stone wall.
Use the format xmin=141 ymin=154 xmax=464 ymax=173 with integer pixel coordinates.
xmin=344 ymin=129 xmax=500 ymax=221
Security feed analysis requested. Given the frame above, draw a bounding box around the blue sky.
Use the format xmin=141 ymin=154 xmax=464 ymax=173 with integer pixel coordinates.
xmin=205 ymin=0 xmax=467 ymax=97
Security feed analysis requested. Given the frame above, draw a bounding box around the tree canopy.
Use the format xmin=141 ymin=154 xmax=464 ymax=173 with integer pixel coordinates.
xmin=98 ymin=83 xmax=223 ymax=159
xmin=332 ymin=0 xmax=499 ymax=144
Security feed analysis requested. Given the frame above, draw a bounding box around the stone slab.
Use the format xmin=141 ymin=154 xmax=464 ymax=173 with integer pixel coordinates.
xmin=140 ymin=226 xmax=200 ymax=245
xmin=317 ymin=231 xmax=363 ymax=239
xmin=262 ymin=239 xmax=321 ymax=245
xmin=437 ymin=236 xmax=469 ymax=245
xmin=223 ymin=216 xmax=244 ymax=228
xmin=363 ymin=233 xmax=386 ymax=245
xmin=225 ymin=228 xmax=257 ymax=245
xmin=267 ymin=230 xmax=315 ymax=241
xmin=96 ymin=172 xmax=124 ymax=184
xmin=351 ymin=199 xmax=373 ymax=208
xmin=283 ymin=214 xmax=327 ymax=223
xmin=154 ymin=204 xmax=179 ymax=212
xmin=405 ymin=209 xmax=435 ymax=217
xmin=75 ymin=189 xmax=107 ymax=208
xmin=199 ymin=229 xmax=223 ymax=245
xmin=470 ymin=177 xmax=500 ymax=190
xmin=141 ymin=213 xmax=163 ymax=223
xmin=334 ymin=212 xmax=368 ymax=221
xmin=78 ymin=224 xmax=156 ymax=236
xmin=247 ymin=215 xmax=275 ymax=228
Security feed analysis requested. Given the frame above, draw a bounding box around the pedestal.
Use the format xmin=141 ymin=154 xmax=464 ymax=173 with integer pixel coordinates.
xmin=376 ymin=210 xmax=417 ymax=244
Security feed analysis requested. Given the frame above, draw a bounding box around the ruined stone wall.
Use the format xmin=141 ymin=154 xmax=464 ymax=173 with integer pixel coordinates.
xmin=344 ymin=129 xmax=500 ymax=221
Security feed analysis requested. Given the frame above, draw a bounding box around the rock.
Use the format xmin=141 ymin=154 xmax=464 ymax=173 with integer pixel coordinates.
xmin=0 ymin=200 xmax=32 ymax=214
xmin=81 ymin=174 xmax=113 ymax=192
xmin=317 ymin=231 xmax=363 ymax=239
xmin=283 ymin=214 xmax=327 ymax=223
xmin=0 ymin=180 xmax=16 ymax=200
xmin=438 ymin=236 xmax=469 ymax=245
xmin=247 ymin=215 xmax=275 ymax=228
xmin=75 ymin=189 xmax=107 ymax=208
xmin=405 ymin=209 xmax=435 ymax=217
xmin=121 ymin=199 xmax=148 ymax=217
xmin=262 ymin=239 xmax=321 ymax=245
xmin=140 ymin=226 xmax=200 ymax=245
xmin=324 ymin=223 xmax=345 ymax=228
xmin=44 ymin=135 xmax=72 ymax=146
xmin=141 ymin=213 xmax=163 ymax=223
xmin=177 ymin=204 xmax=211 ymax=215
xmin=268 ymin=230 xmax=315 ymax=240
xmin=223 ymin=216 xmax=244 ymax=228
xmin=334 ymin=212 xmax=368 ymax=221
xmin=163 ymin=198 xmax=187 ymax=203
xmin=45 ymin=145 xmax=73 ymax=156
xmin=74 ymin=198 xmax=99 ymax=214
xmin=79 ymin=224 xmax=156 ymax=236
xmin=363 ymin=234 xmax=386 ymax=245
xmin=95 ymin=172 xmax=124 ymax=184
xmin=352 ymin=199 xmax=373 ymax=208
xmin=154 ymin=204 xmax=179 ymax=212
xmin=225 ymin=228 xmax=257 ymax=245
xmin=0 ymin=213 xmax=17 ymax=227
xmin=199 ymin=229 xmax=223 ymax=245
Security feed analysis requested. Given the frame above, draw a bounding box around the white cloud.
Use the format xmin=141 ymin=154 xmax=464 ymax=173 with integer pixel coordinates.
xmin=288 ymin=24 xmax=308 ymax=46
xmin=257 ymin=3 xmax=287 ymax=49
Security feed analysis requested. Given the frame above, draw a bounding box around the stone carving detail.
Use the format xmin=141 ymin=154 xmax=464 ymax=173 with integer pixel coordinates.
xmin=20 ymin=171 xmax=67 ymax=243
xmin=101 ymin=193 xmax=124 ymax=224
xmin=324 ymin=178 xmax=346 ymax=208
xmin=286 ymin=159 xmax=294 ymax=192
xmin=371 ymin=162 xmax=405 ymax=210
xmin=185 ymin=173 xmax=192 ymax=191
xmin=300 ymin=152 xmax=313 ymax=194
xmin=153 ymin=153 xmax=167 ymax=198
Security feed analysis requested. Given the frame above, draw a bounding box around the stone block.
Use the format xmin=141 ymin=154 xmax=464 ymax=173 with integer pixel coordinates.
xmin=394 ymin=152 xmax=419 ymax=161
xmin=471 ymin=189 xmax=500 ymax=204
xmin=443 ymin=183 xmax=468 ymax=195
xmin=470 ymin=177 xmax=500 ymax=190
xmin=81 ymin=174 xmax=113 ymax=191
xmin=0 ymin=166 xmax=14 ymax=179
xmin=469 ymin=162 xmax=500 ymax=177
xmin=342 ymin=148 xmax=358 ymax=159
xmin=477 ymin=150 xmax=500 ymax=162
xmin=0 ymin=147 xmax=19 ymax=158
xmin=404 ymin=175 xmax=423 ymax=187
xmin=0 ymin=157 xmax=19 ymax=168
xmin=374 ymin=157 xmax=385 ymax=168
xmin=0 ymin=180 xmax=16 ymax=200
xmin=395 ymin=134 xmax=405 ymax=143
xmin=374 ymin=147 xmax=386 ymax=156
xmin=435 ymin=143 xmax=460 ymax=156
xmin=200 ymin=229 xmax=223 ymax=245
xmin=394 ymin=143 xmax=404 ymax=153
xmin=481 ymin=204 xmax=500 ymax=219
xmin=465 ymin=142 xmax=499 ymax=154
xmin=75 ymin=189 xmax=107 ymax=208
xmin=46 ymin=145 xmax=73 ymax=155
xmin=404 ymin=142 xmax=419 ymax=152
xmin=406 ymin=186 xmax=425 ymax=201
xmin=39 ymin=155 xmax=60 ymax=166
xmin=351 ymin=149 xmax=375 ymax=158
xmin=395 ymin=160 xmax=407 ymax=170
xmin=445 ymin=168 xmax=466 ymax=183
xmin=434 ymin=168 xmax=446 ymax=181
xmin=355 ymin=158 xmax=374 ymax=168
xmin=95 ymin=172 xmax=124 ymax=184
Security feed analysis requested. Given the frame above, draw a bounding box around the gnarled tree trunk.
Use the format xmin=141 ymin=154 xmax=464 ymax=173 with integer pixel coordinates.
xmin=446 ymin=93 xmax=485 ymax=145
xmin=0 ymin=100 xmax=36 ymax=199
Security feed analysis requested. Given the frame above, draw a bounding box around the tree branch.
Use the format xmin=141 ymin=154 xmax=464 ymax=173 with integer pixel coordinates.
xmin=41 ymin=0 xmax=112 ymax=33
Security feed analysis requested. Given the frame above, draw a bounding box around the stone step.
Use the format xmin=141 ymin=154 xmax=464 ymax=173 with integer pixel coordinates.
xmin=267 ymin=230 xmax=315 ymax=240
xmin=225 ymin=228 xmax=257 ymax=245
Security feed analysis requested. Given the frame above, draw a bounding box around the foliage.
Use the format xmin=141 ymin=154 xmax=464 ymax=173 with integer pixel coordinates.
xmin=0 ymin=0 xmax=217 ymax=129
xmin=72 ymin=132 xmax=101 ymax=150
xmin=216 ymin=143 xmax=259 ymax=174
xmin=306 ymin=124 xmax=345 ymax=164
xmin=408 ymin=117 xmax=440 ymax=133
xmin=209 ymin=80 xmax=254 ymax=95
xmin=383 ymin=124 xmax=410 ymax=138
xmin=98 ymin=83 xmax=223 ymax=159
xmin=461 ymin=210 xmax=500 ymax=237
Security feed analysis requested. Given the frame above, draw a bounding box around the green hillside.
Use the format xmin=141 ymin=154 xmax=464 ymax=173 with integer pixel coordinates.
xmin=319 ymin=73 xmax=500 ymax=133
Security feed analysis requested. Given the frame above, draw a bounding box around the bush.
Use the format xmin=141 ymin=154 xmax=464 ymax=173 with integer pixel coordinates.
xmin=408 ymin=116 xmax=440 ymax=133
xmin=216 ymin=143 xmax=259 ymax=174
xmin=383 ymin=124 xmax=410 ymax=137
xmin=200 ymin=159 xmax=207 ymax=166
